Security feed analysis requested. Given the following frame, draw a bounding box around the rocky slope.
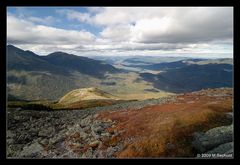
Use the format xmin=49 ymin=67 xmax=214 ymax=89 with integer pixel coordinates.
xmin=7 ymin=96 xmax=176 ymax=158
xmin=7 ymin=88 xmax=233 ymax=158
xmin=192 ymin=123 xmax=233 ymax=156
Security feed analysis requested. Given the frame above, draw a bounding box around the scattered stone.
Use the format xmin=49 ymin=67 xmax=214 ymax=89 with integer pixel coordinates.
xmin=91 ymin=125 xmax=104 ymax=134
xmin=83 ymin=126 xmax=91 ymax=132
xmin=80 ymin=116 xmax=92 ymax=127
xmin=19 ymin=142 xmax=44 ymax=158
xmin=28 ymin=128 xmax=38 ymax=137
xmin=82 ymin=148 xmax=93 ymax=158
xmin=16 ymin=133 xmax=32 ymax=144
xmin=40 ymin=139 xmax=49 ymax=146
xmin=38 ymin=127 xmax=56 ymax=138
xmin=106 ymin=146 xmax=117 ymax=157
xmin=91 ymin=131 xmax=100 ymax=139
xmin=93 ymin=114 xmax=99 ymax=118
xmin=80 ymin=131 xmax=88 ymax=140
xmin=89 ymin=140 xmax=100 ymax=148
xmin=7 ymin=130 xmax=15 ymax=139
xmin=101 ymin=132 xmax=110 ymax=137
xmin=7 ymin=94 xmax=179 ymax=158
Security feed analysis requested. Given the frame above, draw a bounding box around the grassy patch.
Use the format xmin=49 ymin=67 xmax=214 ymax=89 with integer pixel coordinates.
xmin=7 ymin=101 xmax=53 ymax=111
xmin=117 ymin=109 xmax=232 ymax=158
xmin=54 ymin=99 xmax=129 ymax=110
xmin=7 ymin=98 xmax=131 ymax=111
xmin=100 ymin=72 xmax=173 ymax=100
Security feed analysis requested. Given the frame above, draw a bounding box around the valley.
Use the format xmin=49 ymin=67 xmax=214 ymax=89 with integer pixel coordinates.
xmin=6 ymin=6 xmax=234 ymax=159
xmin=6 ymin=45 xmax=233 ymax=158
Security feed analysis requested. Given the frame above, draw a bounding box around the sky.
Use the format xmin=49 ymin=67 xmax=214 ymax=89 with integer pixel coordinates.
xmin=7 ymin=7 xmax=233 ymax=58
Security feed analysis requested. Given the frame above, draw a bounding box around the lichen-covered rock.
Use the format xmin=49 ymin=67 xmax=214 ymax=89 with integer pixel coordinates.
xmin=38 ymin=127 xmax=56 ymax=138
xmin=225 ymin=113 xmax=233 ymax=122
xmin=19 ymin=142 xmax=44 ymax=158
xmin=80 ymin=116 xmax=93 ymax=127
xmin=206 ymin=142 xmax=233 ymax=154
xmin=192 ymin=124 xmax=233 ymax=153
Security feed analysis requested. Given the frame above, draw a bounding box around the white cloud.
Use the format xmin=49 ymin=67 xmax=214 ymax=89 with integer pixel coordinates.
xmin=27 ymin=16 xmax=56 ymax=25
xmin=57 ymin=9 xmax=91 ymax=23
xmin=60 ymin=7 xmax=233 ymax=44
xmin=7 ymin=14 xmax=95 ymax=45
xmin=100 ymin=25 xmax=131 ymax=42
xmin=7 ymin=7 xmax=233 ymax=57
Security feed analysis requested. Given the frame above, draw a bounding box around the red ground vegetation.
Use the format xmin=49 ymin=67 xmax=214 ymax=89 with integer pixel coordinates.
xmin=97 ymin=88 xmax=233 ymax=158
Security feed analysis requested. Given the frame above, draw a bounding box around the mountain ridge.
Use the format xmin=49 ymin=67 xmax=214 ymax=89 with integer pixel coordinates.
xmin=58 ymin=87 xmax=119 ymax=105
xmin=7 ymin=45 xmax=121 ymax=100
xmin=7 ymin=45 xmax=120 ymax=77
xmin=140 ymin=63 xmax=233 ymax=93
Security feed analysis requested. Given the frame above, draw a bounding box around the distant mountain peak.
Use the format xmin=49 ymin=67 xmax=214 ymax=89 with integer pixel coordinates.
xmin=7 ymin=45 xmax=39 ymax=57
xmin=47 ymin=51 xmax=71 ymax=56
xmin=7 ymin=44 xmax=23 ymax=51
xmin=7 ymin=44 xmax=17 ymax=48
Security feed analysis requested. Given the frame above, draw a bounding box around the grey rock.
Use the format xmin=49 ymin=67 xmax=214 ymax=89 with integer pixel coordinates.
xmin=80 ymin=116 xmax=92 ymax=127
xmin=95 ymin=150 xmax=105 ymax=158
xmin=19 ymin=142 xmax=44 ymax=158
xmin=15 ymin=133 xmax=32 ymax=144
xmin=207 ymin=142 xmax=233 ymax=154
xmin=101 ymin=122 xmax=113 ymax=129
xmin=28 ymin=128 xmax=38 ymax=137
xmin=91 ymin=130 xmax=101 ymax=139
xmin=106 ymin=146 xmax=117 ymax=157
xmin=40 ymin=139 xmax=49 ymax=146
xmin=83 ymin=125 xmax=91 ymax=132
xmin=91 ymin=124 xmax=104 ymax=134
xmin=225 ymin=112 xmax=233 ymax=121
xmin=49 ymin=134 xmax=65 ymax=146
xmin=82 ymin=148 xmax=93 ymax=158
xmin=89 ymin=140 xmax=100 ymax=148
xmin=80 ymin=131 xmax=88 ymax=140
xmin=192 ymin=124 xmax=233 ymax=152
xmin=93 ymin=114 xmax=99 ymax=118
xmin=7 ymin=95 xmax=178 ymax=158
xmin=225 ymin=148 xmax=234 ymax=155
xmin=101 ymin=132 xmax=110 ymax=137
xmin=38 ymin=127 xmax=55 ymax=138
xmin=7 ymin=130 xmax=15 ymax=139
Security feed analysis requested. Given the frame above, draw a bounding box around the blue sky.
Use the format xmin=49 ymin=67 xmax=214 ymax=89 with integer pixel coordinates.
xmin=7 ymin=7 xmax=233 ymax=58
xmin=7 ymin=7 xmax=102 ymax=35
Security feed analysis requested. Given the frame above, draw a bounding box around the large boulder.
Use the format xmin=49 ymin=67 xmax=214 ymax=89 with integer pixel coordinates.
xmin=225 ymin=112 xmax=233 ymax=122
xmin=206 ymin=142 xmax=233 ymax=154
xmin=192 ymin=124 xmax=233 ymax=153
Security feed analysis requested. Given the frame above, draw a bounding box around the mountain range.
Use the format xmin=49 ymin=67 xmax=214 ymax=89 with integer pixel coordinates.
xmin=7 ymin=45 xmax=233 ymax=101
xmin=7 ymin=45 xmax=121 ymax=100
xmin=7 ymin=45 xmax=119 ymax=77
xmin=140 ymin=63 xmax=233 ymax=93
